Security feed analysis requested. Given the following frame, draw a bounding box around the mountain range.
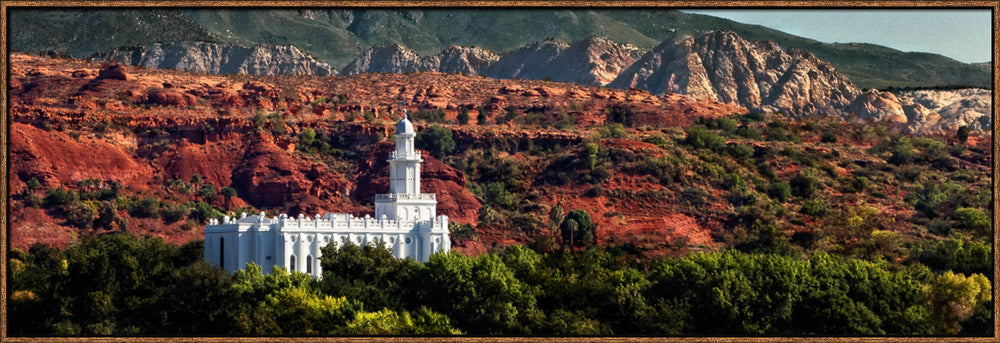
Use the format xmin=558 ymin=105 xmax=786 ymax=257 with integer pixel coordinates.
xmin=10 ymin=8 xmax=991 ymax=90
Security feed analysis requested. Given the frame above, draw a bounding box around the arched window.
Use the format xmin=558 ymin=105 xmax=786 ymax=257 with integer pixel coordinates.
xmin=219 ymin=237 xmax=225 ymax=268
xmin=306 ymin=255 xmax=313 ymax=274
xmin=290 ymin=255 xmax=296 ymax=272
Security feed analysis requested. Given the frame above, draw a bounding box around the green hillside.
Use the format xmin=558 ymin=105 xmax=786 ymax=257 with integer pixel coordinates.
xmin=8 ymin=8 xmax=990 ymax=89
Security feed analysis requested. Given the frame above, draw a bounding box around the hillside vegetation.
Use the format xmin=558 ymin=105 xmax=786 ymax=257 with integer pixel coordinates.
xmin=7 ymin=53 xmax=993 ymax=336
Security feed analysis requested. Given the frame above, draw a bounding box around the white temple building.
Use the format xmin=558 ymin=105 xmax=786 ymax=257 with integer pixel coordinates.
xmin=203 ymin=114 xmax=450 ymax=277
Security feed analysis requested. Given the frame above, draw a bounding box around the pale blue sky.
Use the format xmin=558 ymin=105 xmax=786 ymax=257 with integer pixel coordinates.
xmin=681 ymin=9 xmax=993 ymax=63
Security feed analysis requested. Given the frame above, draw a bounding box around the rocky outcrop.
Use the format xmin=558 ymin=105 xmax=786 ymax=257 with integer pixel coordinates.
xmin=846 ymin=88 xmax=992 ymax=133
xmin=897 ymin=88 xmax=992 ymax=132
xmin=231 ymin=134 xmax=349 ymax=210
xmin=485 ymin=37 xmax=644 ymax=86
xmin=88 ymin=41 xmax=335 ymax=76
xmin=611 ymin=30 xmax=861 ymax=117
xmin=425 ymin=46 xmax=500 ymax=75
xmin=341 ymin=44 xmax=499 ymax=75
xmin=343 ymin=37 xmax=642 ymax=86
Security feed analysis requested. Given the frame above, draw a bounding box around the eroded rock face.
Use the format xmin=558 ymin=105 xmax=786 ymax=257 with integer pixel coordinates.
xmin=484 ymin=37 xmax=645 ymax=86
xmin=611 ymin=30 xmax=861 ymax=117
xmin=231 ymin=134 xmax=349 ymax=209
xmin=896 ymin=88 xmax=992 ymax=132
xmin=485 ymin=37 xmax=643 ymax=86
xmin=344 ymin=37 xmax=643 ymax=86
xmin=425 ymin=45 xmax=500 ymax=75
xmin=846 ymin=88 xmax=992 ymax=133
xmin=342 ymin=44 xmax=499 ymax=75
xmin=88 ymin=41 xmax=335 ymax=76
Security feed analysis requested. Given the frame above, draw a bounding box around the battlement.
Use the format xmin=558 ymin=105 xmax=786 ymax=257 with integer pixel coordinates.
xmin=374 ymin=193 xmax=436 ymax=201
xmin=207 ymin=211 xmax=448 ymax=232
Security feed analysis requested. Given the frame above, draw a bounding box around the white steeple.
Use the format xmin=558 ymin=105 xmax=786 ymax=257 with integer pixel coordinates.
xmin=373 ymin=107 xmax=438 ymax=223
xmin=390 ymin=108 xmax=421 ymax=194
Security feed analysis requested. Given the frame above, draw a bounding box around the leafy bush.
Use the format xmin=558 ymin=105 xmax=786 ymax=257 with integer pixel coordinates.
xmin=684 ymin=126 xmax=725 ymax=151
xmin=129 ymin=197 xmax=160 ymax=218
xmin=65 ymin=201 xmax=96 ymax=229
xmin=411 ymin=108 xmax=447 ymax=123
xmin=599 ymin=123 xmax=627 ymax=138
xmin=456 ymin=107 xmax=470 ymax=125
xmin=790 ymin=170 xmax=822 ymax=198
xmin=161 ymin=203 xmax=190 ymax=224
xmin=187 ymin=201 xmax=219 ymax=224
xmin=726 ymin=143 xmax=754 ymax=159
xmin=767 ymin=182 xmax=792 ymax=203
xmin=43 ymin=187 xmax=77 ymax=208
xmin=800 ymin=199 xmax=829 ymax=217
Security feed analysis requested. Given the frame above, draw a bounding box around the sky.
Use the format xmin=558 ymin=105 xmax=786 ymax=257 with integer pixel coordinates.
xmin=681 ymin=9 xmax=993 ymax=63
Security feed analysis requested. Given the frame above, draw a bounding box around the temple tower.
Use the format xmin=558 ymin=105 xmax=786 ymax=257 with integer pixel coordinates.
xmin=374 ymin=111 xmax=438 ymax=222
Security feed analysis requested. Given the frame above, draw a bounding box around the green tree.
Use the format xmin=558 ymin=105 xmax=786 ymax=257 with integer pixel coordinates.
xmin=928 ymin=271 xmax=991 ymax=334
xmin=952 ymin=207 xmax=990 ymax=236
xmin=685 ymin=125 xmax=725 ymax=151
xmin=790 ymin=170 xmax=822 ymax=198
xmin=298 ymin=128 xmax=316 ymax=148
xmin=767 ymin=182 xmax=792 ymax=202
xmin=476 ymin=106 xmax=488 ymax=125
xmin=26 ymin=177 xmax=41 ymax=190
xmin=956 ymin=125 xmax=970 ymax=144
xmin=129 ymin=197 xmax=160 ymax=218
xmin=414 ymin=124 xmax=455 ymax=159
xmin=65 ymin=201 xmax=97 ymax=229
xmin=200 ymin=183 xmax=217 ymax=202
xmin=422 ymin=251 xmax=539 ymax=334
xmin=456 ymin=107 xmax=470 ymax=125
xmin=319 ymin=242 xmax=421 ymax=311
xmin=220 ymin=187 xmax=238 ymax=211
xmin=560 ymin=210 xmax=596 ymax=247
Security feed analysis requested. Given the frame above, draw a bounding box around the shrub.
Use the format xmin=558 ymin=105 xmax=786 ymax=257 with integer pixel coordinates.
xmin=26 ymin=177 xmax=41 ymax=190
xmin=956 ymin=125 xmax=970 ymax=144
xmin=642 ymin=135 xmax=669 ymax=149
xmin=43 ymin=187 xmax=76 ymax=208
xmin=800 ymin=199 xmax=829 ymax=217
xmin=684 ymin=126 xmax=725 ymax=151
xmin=606 ymin=103 xmax=634 ymax=124
xmin=161 ymin=203 xmax=190 ymax=224
xmin=412 ymin=108 xmax=447 ymax=123
xmin=188 ymin=201 xmax=219 ymax=224
xmin=952 ymin=207 xmax=990 ymax=235
xmin=767 ymin=182 xmax=792 ymax=203
xmin=130 ymin=197 xmax=160 ymax=218
xmin=599 ymin=123 xmax=627 ymax=138
xmin=457 ymin=107 xmax=470 ymax=125
xmin=298 ymin=128 xmax=316 ymax=148
xmin=847 ymin=176 xmax=868 ymax=193
xmin=735 ymin=126 xmax=762 ymax=140
xmin=484 ymin=182 xmax=514 ymax=209
xmin=476 ymin=106 xmax=488 ymax=125
xmin=790 ymin=170 xmax=821 ymax=198
xmin=820 ymin=131 xmax=838 ymax=143
xmin=726 ymin=143 xmax=755 ymax=160
xmin=65 ymin=201 xmax=96 ymax=229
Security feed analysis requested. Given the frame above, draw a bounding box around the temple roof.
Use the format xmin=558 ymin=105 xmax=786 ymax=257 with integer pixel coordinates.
xmin=396 ymin=112 xmax=414 ymax=135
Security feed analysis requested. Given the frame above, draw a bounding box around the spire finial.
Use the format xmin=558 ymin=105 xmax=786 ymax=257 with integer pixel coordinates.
xmin=400 ymin=101 xmax=408 ymax=120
